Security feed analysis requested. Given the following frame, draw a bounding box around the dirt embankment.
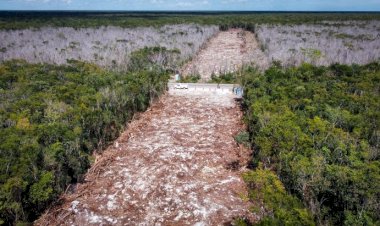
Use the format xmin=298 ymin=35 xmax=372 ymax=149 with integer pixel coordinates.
xmin=36 ymin=89 xmax=255 ymax=225
xmin=181 ymin=28 xmax=268 ymax=81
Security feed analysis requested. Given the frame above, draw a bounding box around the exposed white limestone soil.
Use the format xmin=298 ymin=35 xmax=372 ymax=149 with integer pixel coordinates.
xmin=181 ymin=28 xmax=268 ymax=81
xmin=37 ymin=89 xmax=254 ymax=226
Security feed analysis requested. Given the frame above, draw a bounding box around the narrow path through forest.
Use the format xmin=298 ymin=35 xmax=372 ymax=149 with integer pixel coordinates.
xmin=37 ymin=29 xmax=260 ymax=225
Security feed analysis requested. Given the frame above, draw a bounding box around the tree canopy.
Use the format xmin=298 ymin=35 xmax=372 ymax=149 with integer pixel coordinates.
xmin=242 ymin=62 xmax=380 ymax=225
xmin=0 ymin=56 xmax=169 ymax=224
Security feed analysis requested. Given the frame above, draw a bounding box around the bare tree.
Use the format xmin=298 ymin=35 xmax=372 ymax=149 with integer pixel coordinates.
xmin=255 ymin=20 xmax=380 ymax=67
xmin=0 ymin=24 xmax=218 ymax=71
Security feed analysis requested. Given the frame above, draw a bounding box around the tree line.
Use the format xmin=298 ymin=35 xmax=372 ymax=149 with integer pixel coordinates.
xmin=1 ymin=11 xmax=380 ymax=30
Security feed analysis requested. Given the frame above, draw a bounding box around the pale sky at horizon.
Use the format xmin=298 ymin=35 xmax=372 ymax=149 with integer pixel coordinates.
xmin=0 ymin=0 xmax=380 ymax=11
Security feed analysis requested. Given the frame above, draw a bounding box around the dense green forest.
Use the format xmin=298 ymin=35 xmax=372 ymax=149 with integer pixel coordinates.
xmin=1 ymin=11 xmax=380 ymax=224
xmin=241 ymin=63 xmax=380 ymax=225
xmin=1 ymin=12 xmax=380 ymax=30
xmin=0 ymin=47 xmax=170 ymax=224
xmin=2 ymin=58 xmax=379 ymax=226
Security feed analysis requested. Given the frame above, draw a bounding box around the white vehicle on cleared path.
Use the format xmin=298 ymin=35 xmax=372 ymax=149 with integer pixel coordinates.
xmin=174 ymin=83 xmax=189 ymax=89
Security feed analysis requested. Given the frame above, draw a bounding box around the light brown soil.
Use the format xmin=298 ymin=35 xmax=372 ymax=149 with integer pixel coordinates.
xmin=36 ymin=90 xmax=255 ymax=226
xmin=181 ymin=29 xmax=268 ymax=81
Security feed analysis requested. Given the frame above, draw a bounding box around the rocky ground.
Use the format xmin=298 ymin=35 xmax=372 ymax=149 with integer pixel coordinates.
xmin=181 ymin=28 xmax=268 ymax=81
xmin=36 ymin=89 xmax=255 ymax=226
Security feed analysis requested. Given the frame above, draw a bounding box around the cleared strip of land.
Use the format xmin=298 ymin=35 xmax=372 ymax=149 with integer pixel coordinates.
xmin=181 ymin=28 xmax=268 ymax=81
xmin=37 ymin=89 xmax=254 ymax=225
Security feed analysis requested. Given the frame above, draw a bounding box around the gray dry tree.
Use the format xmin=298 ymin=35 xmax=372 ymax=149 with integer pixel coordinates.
xmin=0 ymin=24 xmax=218 ymax=71
xmin=255 ymin=20 xmax=380 ymax=67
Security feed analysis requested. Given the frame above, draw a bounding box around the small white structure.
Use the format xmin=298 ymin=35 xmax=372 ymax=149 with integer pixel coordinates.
xmin=175 ymin=74 xmax=180 ymax=81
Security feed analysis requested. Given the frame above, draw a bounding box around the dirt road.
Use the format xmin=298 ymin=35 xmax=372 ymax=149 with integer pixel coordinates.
xmin=37 ymin=89 xmax=254 ymax=225
xmin=181 ymin=28 xmax=268 ymax=81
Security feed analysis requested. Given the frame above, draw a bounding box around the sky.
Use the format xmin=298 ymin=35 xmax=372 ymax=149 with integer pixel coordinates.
xmin=0 ymin=0 xmax=380 ymax=11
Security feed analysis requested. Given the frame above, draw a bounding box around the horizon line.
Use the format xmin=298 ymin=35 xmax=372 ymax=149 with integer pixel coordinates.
xmin=1 ymin=10 xmax=380 ymax=13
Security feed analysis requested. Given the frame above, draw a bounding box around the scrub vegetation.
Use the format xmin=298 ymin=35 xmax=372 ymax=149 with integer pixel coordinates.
xmin=0 ymin=47 xmax=173 ymax=224
xmin=241 ymin=63 xmax=380 ymax=225
xmin=1 ymin=12 xmax=380 ymax=30
xmin=0 ymin=25 xmax=218 ymax=71
xmin=0 ymin=11 xmax=380 ymax=226
xmin=256 ymin=21 xmax=380 ymax=66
